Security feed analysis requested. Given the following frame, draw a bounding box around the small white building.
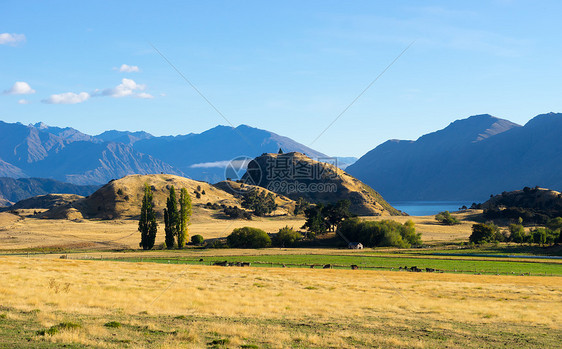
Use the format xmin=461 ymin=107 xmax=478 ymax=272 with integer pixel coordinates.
xmin=348 ymin=242 xmax=363 ymax=249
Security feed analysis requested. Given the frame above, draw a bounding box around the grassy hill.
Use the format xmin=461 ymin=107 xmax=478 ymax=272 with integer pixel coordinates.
xmin=242 ymin=152 xmax=402 ymax=216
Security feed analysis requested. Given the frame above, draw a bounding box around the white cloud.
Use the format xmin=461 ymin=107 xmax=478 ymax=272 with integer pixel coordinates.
xmin=190 ymin=159 xmax=251 ymax=169
xmin=42 ymin=92 xmax=90 ymax=104
xmin=94 ymin=78 xmax=148 ymax=98
xmin=3 ymin=81 xmax=35 ymax=95
xmin=42 ymin=78 xmax=152 ymax=105
xmin=0 ymin=33 xmax=26 ymax=46
xmin=118 ymin=64 xmax=140 ymax=73
xmin=190 ymin=161 xmax=232 ymax=169
xmin=136 ymin=92 xmax=154 ymax=99
xmin=18 ymin=99 xmax=30 ymax=104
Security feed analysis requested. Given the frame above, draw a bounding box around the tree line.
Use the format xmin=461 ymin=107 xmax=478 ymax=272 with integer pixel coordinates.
xmin=139 ymin=190 xmax=421 ymax=250
xmin=469 ymin=217 xmax=562 ymax=245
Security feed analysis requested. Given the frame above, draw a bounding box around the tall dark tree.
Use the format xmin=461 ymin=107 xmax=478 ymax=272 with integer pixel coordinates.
xmin=324 ymin=200 xmax=352 ymax=231
xmin=301 ymin=204 xmax=327 ymax=237
xmin=164 ymin=186 xmax=179 ymax=249
xmin=294 ymin=197 xmax=310 ymax=215
xmin=178 ymin=188 xmax=192 ymax=249
xmin=139 ymin=183 xmax=158 ymax=250
xmin=469 ymin=223 xmax=497 ymax=244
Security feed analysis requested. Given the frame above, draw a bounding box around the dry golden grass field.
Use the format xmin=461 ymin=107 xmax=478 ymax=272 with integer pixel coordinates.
xmin=1 ymin=209 xmax=561 ymax=347
xmin=0 ymin=210 xmax=480 ymax=251
xmin=0 ymin=256 xmax=561 ymax=348
xmin=0 ymin=212 xmax=306 ymax=251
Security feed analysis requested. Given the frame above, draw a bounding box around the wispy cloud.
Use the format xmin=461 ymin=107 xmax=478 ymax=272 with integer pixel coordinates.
xmin=42 ymin=92 xmax=90 ymax=104
xmin=190 ymin=160 xmax=231 ymax=169
xmin=3 ymin=81 xmax=35 ymax=95
xmin=137 ymin=92 xmax=154 ymax=99
xmin=94 ymin=78 xmax=152 ymax=98
xmin=117 ymin=64 xmax=140 ymax=73
xmin=190 ymin=159 xmax=251 ymax=169
xmin=320 ymin=10 xmax=529 ymax=57
xmin=18 ymin=99 xmax=30 ymax=104
xmin=0 ymin=33 xmax=26 ymax=46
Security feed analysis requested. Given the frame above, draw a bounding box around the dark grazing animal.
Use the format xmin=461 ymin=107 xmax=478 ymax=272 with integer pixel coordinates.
xmin=323 ymin=264 xmax=332 ymax=269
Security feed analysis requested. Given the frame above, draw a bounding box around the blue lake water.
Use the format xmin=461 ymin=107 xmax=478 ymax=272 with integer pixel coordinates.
xmin=388 ymin=201 xmax=477 ymax=216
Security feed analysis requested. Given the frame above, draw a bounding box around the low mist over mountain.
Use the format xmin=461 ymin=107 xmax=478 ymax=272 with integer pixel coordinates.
xmin=347 ymin=113 xmax=562 ymax=201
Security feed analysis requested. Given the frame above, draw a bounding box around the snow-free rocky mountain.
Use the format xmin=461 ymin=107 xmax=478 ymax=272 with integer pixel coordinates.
xmin=0 ymin=121 xmax=328 ymax=187
xmin=346 ymin=113 xmax=562 ymax=201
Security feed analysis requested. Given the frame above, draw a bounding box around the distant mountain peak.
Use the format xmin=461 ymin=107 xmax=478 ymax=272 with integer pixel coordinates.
xmin=33 ymin=121 xmax=50 ymax=129
xmin=347 ymin=112 xmax=562 ymax=201
xmin=95 ymin=129 xmax=154 ymax=145
xmin=417 ymin=114 xmax=520 ymax=145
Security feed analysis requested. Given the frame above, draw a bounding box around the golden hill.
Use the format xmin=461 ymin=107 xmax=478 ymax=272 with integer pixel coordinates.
xmin=3 ymin=193 xmax=83 ymax=211
xmin=42 ymin=174 xmax=240 ymax=220
xmin=242 ymin=152 xmax=402 ymax=216
xmin=483 ymin=187 xmax=562 ymax=211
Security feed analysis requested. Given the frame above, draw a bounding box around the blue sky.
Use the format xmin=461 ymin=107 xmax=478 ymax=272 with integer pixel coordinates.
xmin=1 ymin=1 xmax=561 ymax=157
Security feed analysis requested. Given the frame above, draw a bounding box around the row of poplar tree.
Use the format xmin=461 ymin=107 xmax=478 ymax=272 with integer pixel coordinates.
xmin=138 ymin=184 xmax=192 ymax=250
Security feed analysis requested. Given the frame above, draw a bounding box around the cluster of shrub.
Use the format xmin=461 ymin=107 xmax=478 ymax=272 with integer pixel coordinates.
xmin=435 ymin=211 xmax=460 ymax=225
xmin=206 ymin=201 xmax=253 ymax=220
xmin=241 ymin=190 xmax=278 ymax=216
xmin=469 ymin=217 xmax=562 ymax=245
xmin=337 ymin=218 xmax=422 ymax=248
xmin=193 ymin=185 xmax=206 ymax=199
xmin=223 ymin=205 xmax=252 ymax=220
xmin=205 ymin=202 xmax=223 ymax=210
xmin=226 ymin=226 xmax=303 ymax=248
xmin=483 ymin=207 xmax=562 ymax=225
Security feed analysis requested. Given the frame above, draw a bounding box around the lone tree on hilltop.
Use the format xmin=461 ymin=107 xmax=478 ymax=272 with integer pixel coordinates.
xmin=178 ymin=188 xmax=192 ymax=249
xmin=139 ymin=183 xmax=158 ymax=250
xmin=164 ymin=186 xmax=179 ymax=249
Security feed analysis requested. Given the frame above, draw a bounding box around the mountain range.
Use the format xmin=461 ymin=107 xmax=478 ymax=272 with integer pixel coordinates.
xmin=0 ymin=121 xmax=330 ymax=187
xmin=132 ymin=124 xmax=327 ymax=182
xmin=2 ymin=112 xmax=562 ymax=205
xmin=346 ymin=112 xmax=562 ymax=201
